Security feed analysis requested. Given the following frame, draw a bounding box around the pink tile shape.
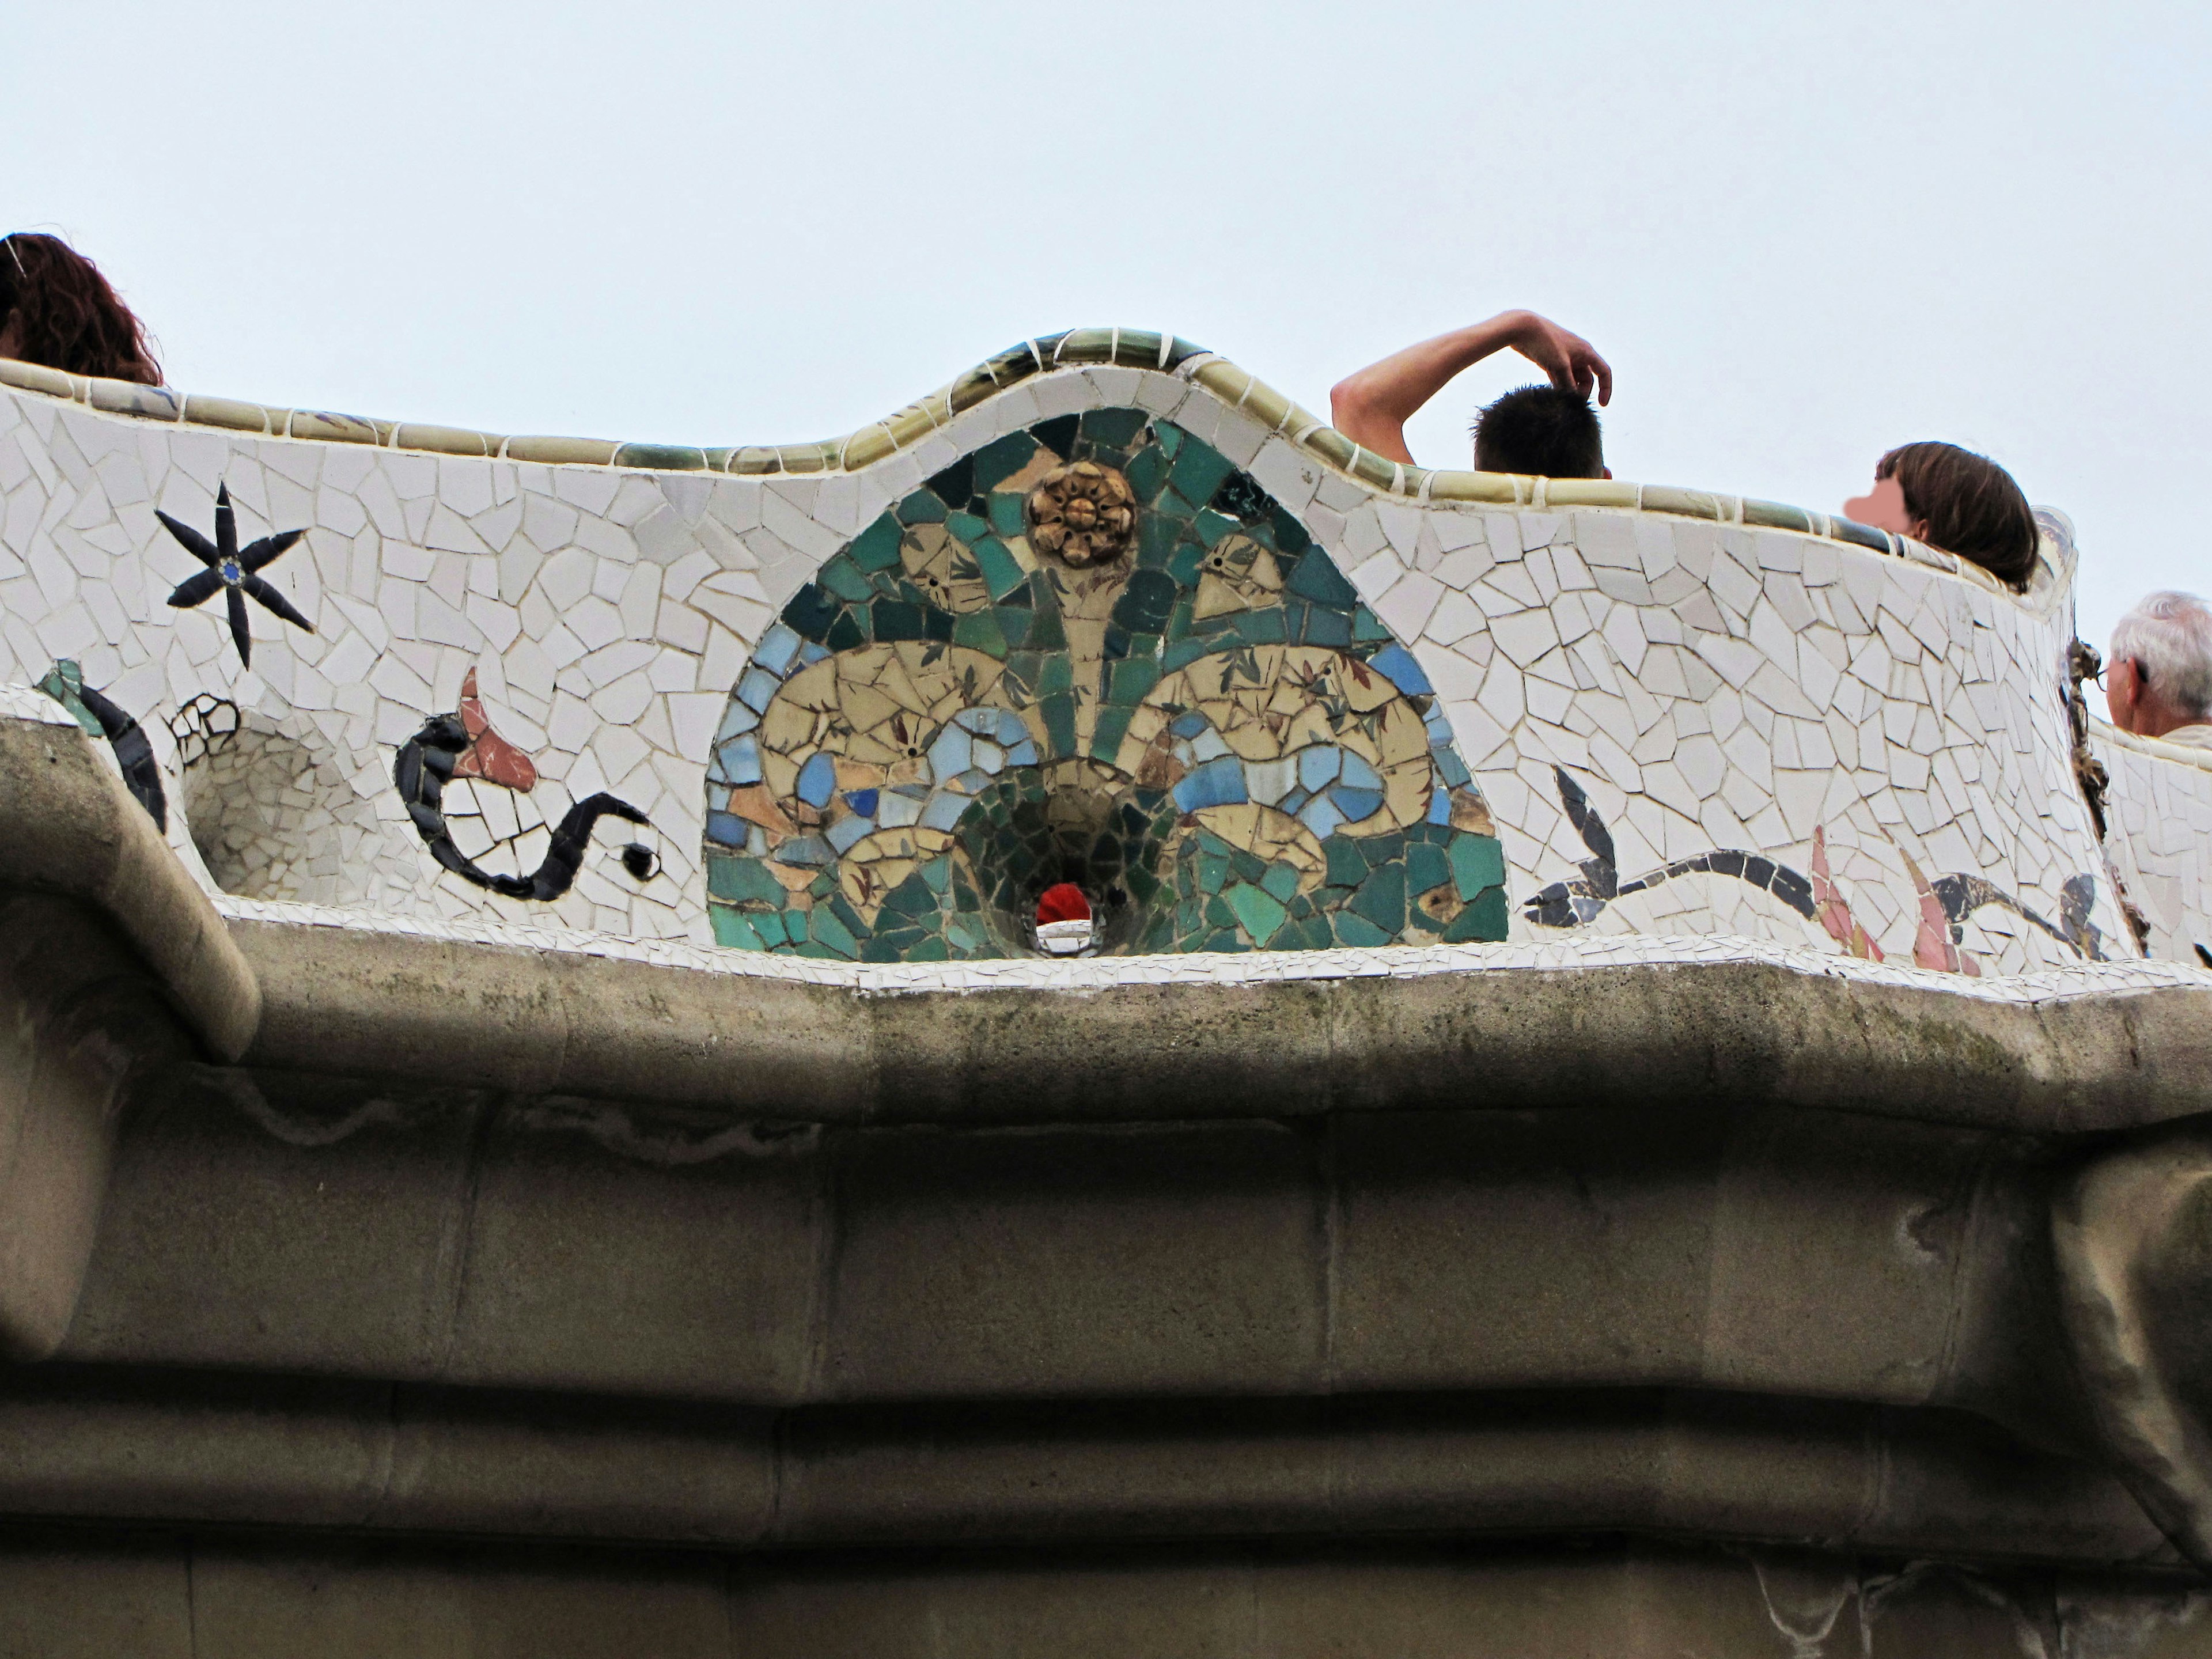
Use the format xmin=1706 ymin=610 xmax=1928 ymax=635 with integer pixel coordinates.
xmin=453 ymin=666 xmax=538 ymax=793
xmin=1899 ymin=846 xmax=1978 ymax=976
xmin=1809 ymin=827 xmax=1883 ymax=962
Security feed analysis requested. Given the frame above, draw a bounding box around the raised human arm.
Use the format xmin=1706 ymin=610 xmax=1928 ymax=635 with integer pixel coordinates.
xmin=1328 ymin=310 xmax=1612 ymax=467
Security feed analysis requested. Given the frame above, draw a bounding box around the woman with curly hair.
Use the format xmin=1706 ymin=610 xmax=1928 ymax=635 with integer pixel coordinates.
xmin=0 ymin=233 xmax=161 ymax=385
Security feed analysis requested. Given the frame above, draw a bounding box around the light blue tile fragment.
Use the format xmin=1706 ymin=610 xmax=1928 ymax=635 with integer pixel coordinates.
xmin=774 ymin=835 xmax=834 ymax=867
xmin=878 ymin=788 xmax=925 ymax=828
xmin=755 ymin=623 xmax=802 ymax=676
xmin=719 ymin=734 xmax=763 ymax=786
xmin=796 ymin=751 xmax=836 ymax=808
xmin=715 ymin=702 xmax=760 ymax=744
xmin=920 ymin=789 xmax=971 ymax=831
xmin=1006 ymin=739 xmax=1040 ymax=767
xmin=1173 ymin=754 xmax=1248 ymax=812
xmin=796 ymin=641 xmax=831 ymax=668
xmin=1368 ymin=643 xmax=1433 ymax=696
xmin=1331 ymin=785 xmax=1384 ymax=823
xmin=827 ymin=814 xmax=875 ymax=854
xmin=738 ymin=667 xmax=781 ymax=713
xmin=1299 ymin=794 xmax=1345 ymax=839
xmin=929 ymin=724 xmax=972 ymax=779
xmin=1339 ymin=751 xmax=1382 ymax=791
xmin=1170 ymin=711 xmax=1210 ymax=739
xmin=1297 ymin=744 xmax=1342 ymax=790
xmin=1429 ymin=787 xmax=1453 ymax=824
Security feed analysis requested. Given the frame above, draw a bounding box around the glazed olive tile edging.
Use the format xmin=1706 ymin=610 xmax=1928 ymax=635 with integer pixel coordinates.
xmin=0 ymin=337 xmax=2040 ymax=603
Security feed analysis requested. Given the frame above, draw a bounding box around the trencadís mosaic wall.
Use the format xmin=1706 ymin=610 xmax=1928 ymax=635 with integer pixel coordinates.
xmin=2097 ymin=720 xmax=2212 ymax=967
xmin=0 ymin=330 xmax=2202 ymax=974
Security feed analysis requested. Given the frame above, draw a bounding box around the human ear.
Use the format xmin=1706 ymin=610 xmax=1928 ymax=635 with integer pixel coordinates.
xmin=2106 ymin=661 xmax=2129 ymax=727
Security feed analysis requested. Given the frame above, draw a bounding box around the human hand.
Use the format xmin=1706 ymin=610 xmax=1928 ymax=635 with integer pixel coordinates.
xmin=1506 ymin=312 xmax=1612 ymax=407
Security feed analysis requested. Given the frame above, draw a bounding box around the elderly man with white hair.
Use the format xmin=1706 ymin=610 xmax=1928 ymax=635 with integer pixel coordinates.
xmin=2108 ymin=591 xmax=2212 ymax=748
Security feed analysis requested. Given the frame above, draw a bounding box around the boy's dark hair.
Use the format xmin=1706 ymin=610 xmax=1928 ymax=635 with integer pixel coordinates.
xmin=0 ymin=233 xmax=161 ymax=385
xmin=1472 ymin=384 xmax=1604 ymax=478
xmin=1878 ymin=441 xmax=2038 ymax=590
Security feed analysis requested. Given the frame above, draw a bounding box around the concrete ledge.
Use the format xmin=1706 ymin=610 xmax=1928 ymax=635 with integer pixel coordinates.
xmin=0 ymin=719 xmax=257 ymax=1062
xmin=0 ymin=1368 xmax=2172 ymax=1567
xmin=3 ymin=1528 xmax=2207 ymax=1659
xmin=41 ymin=1070 xmax=2094 ymax=1448
xmin=232 ymin=914 xmax=2212 ymax=1135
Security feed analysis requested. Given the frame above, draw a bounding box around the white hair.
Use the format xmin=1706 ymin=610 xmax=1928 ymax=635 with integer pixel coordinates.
xmin=2112 ymin=591 xmax=2212 ymax=719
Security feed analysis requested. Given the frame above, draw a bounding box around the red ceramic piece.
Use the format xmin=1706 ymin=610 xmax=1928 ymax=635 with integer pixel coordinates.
xmin=452 ymin=667 xmax=539 ymax=793
xmin=1036 ymin=882 xmax=1091 ymax=925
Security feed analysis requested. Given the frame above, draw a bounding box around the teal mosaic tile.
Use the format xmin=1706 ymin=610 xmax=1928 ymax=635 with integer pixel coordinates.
xmin=702 ymin=407 xmax=1508 ymax=960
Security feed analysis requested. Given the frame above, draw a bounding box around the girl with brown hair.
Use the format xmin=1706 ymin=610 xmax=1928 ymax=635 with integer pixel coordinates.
xmin=1842 ymin=441 xmax=2040 ymax=590
xmin=0 ymin=233 xmax=162 ymax=386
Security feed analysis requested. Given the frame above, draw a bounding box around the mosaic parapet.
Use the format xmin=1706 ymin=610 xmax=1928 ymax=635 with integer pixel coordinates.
xmin=0 ymin=331 xmax=2179 ymax=973
xmin=2094 ymin=717 xmax=2212 ymax=966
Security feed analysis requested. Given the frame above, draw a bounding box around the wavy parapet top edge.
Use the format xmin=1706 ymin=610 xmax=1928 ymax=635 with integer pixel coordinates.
xmin=2092 ymin=714 xmax=2212 ymax=774
xmin=0 ymin=326 xmax=2057 ymax=604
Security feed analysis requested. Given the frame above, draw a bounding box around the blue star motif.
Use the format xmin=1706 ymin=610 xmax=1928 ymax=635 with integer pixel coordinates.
xmin=156 ymin=483 xmax=313 ymax=670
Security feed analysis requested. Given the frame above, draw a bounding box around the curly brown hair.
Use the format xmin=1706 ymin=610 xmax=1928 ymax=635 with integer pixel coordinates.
xmin=0 ymin=233 xmax=162 ymax=385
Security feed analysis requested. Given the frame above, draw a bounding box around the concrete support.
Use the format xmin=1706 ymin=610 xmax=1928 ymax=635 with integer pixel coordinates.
xmin=0 ymin=896 xmax=188 ymax=1357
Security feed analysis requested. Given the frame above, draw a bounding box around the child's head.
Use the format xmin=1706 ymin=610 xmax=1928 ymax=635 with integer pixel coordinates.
xmin=1472 ymin=384 xmax=1605 ymax=479
xmin=1844 ymin=442 xmax=2038 ymax=589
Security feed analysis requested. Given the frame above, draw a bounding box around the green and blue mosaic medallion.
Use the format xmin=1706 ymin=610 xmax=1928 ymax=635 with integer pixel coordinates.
xmin=702 ymin=406 xmax=1506 ymax=960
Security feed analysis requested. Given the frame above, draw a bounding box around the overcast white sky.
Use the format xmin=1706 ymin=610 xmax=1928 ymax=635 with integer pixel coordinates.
xmin=8 ymin=1 xmax=2207 ymax=650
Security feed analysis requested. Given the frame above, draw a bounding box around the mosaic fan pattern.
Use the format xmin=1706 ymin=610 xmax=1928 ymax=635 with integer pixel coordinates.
xmin=702 ymin=408 xmax=1507 ymax=959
